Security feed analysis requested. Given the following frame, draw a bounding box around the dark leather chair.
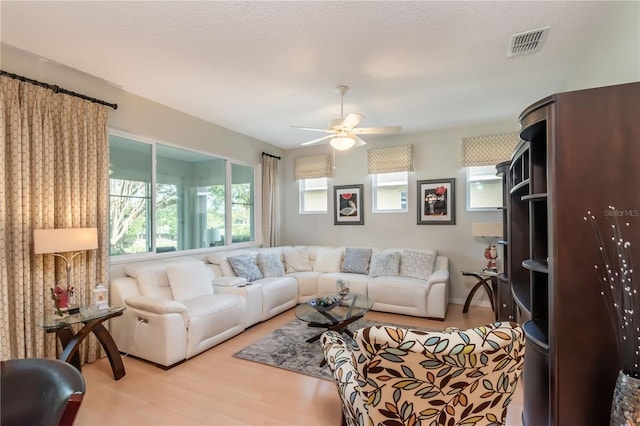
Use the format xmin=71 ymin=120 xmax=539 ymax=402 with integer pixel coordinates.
xmin=1 ymin=358 xmax=86 ymax=426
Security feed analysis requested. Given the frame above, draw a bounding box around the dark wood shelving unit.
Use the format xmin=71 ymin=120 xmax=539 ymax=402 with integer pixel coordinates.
xmin=509 ymin=82 xmax=640 ymax=425
xmin=495 ymin=160 xmax=516 ymax=322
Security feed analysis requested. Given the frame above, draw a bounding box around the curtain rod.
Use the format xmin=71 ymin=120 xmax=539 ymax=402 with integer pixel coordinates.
xmin=262 ymin=152 xmax=281 ymax=160
xmin=0 ymin=69 xmax=118 ymax=110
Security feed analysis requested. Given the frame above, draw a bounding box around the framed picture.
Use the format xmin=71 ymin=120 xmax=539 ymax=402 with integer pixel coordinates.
xmin=417 ymin=178 xmax=456 ymax=225
xmin=334 ymin=184 xmax=364 ymax=225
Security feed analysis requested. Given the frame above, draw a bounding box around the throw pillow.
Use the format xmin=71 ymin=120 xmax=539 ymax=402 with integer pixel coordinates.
xmin=369 ymin=252 xmax=401 ymax=278
xmin=342 ymin=247 xmax=372 ymax=274
xmin=400 ymin=250 xmax=437 ymax=280
xmin=227 ymin=254 xmax=263 ymax=282
xmin=313 ymin=247 xmax=344 ymax=273
xmin=166 ymin=262 xmax=213 ymax=302
xmin=257 ymin=252 xmax=285 ymax=278
xmin=282 ymin=246 xmax=313 ymax=273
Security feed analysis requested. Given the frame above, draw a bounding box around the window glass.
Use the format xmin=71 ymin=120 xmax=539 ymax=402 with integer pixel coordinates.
xmin=467 ymin=165 xmax=502 ymax=210
xmin=372 ymin=172 xmax=408 ymax=213
xmin=156 ymin=144 xmax=227 ymax=251
xmin=299 ymin=177 xmax=328 ymax=214
xmin=109 ymin=136 xmax=152 ymax=256
xmin=231 ymin=163 xmax=255 ymax=243
xmin=108 ymin=132 xmax=256 ymax=257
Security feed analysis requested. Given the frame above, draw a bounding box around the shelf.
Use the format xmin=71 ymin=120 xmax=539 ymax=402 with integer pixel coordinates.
xmin=511 ymin=279 xmax=531 ymax=317
xmin=521 ymin=193 xmax=548 ymax=201
xmin=497 ymin=239 xmax=507 ymax=246
xmin=510 ymin=179 xmax=530 ymax=195
xmin=522 ymin=259 xmax=549 ymax=273
xmin=497 ymin=272 xmax=508 ymax=282
xmin=522 ymin=320 xmax=549 ymax=350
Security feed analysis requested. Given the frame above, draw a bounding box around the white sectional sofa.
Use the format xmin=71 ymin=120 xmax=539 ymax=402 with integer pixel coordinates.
xmin=109 ymin=245 xmax=449 ymax=368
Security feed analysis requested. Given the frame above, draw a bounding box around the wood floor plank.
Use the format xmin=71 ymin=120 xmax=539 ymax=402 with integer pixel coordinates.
xmin=74 ymin=304 xmax=523 ymax=426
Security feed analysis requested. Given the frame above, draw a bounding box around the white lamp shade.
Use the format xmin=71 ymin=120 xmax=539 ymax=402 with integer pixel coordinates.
xmin=204 ymin=228 xmax=221 ymax=242
xmin=330 ymin=135 xmax=356 ymax=151
xmin=471 ymin=222 xmax=503 ymax=238
xmin=34 ymin=228 xmax=98 ymax=254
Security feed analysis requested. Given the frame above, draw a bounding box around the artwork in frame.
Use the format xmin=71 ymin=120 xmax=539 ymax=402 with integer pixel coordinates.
xmin=334 ymin=184 xmax=364 ymax=225
xmin=417 ymin=178 xmax=456 ymax=225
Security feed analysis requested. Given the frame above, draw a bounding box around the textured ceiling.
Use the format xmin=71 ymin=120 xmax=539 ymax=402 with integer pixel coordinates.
xmin=0 ymin=1 xmax=619 ymax=149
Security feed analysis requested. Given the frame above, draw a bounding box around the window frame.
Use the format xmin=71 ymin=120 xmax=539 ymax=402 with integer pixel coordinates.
xmin=466 ymin=165 xmax=503 ymax=211
xmin=108 ymin=129 xmax=261 ymax=261
xmin=371 ymin=171 xmax=409 ymax=214
xmin=299 ymin=177 xmax=329 ymax=214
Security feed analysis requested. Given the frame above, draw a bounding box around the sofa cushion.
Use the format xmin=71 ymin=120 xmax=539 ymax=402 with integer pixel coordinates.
xmin=166 ymin=262 xmax=214 ymax=302
xmin=369 ymin=251 xmax=401 ymax=278
xmin=400 ymin=249 xmax=437 ymax=280
xmin=313 ymin=247 xmax=343 ymax=273
xmin=257 ymin=252 xmax=285 ymax=278
xmin=282 ymin=246 xmax=313 ymax=273
xmin=342 ymin=248 xmax=372 ymax=274
xmin=227 ymin=254 xmax=263 ymax=282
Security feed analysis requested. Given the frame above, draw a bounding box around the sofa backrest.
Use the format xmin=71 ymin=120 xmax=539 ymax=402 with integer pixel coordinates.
xmin=124 ymin=258 xmax=210 ymax=300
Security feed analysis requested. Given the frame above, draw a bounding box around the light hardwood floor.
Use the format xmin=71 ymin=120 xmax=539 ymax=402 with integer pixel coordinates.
xmin=75 ymin=303 xmax=523 ymax=425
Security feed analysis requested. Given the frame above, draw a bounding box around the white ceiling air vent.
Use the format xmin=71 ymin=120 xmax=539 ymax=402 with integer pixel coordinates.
xmin=508 ymin=26 xmax=550 ymax=58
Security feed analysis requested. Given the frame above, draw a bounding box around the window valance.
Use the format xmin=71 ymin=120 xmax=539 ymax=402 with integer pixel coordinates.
xmin=461 ymin=132 xmax=519 ymax=167
xmin=294 ymin=154 xmax=331 ymax=180
xmin=367 ymin=145 xmax=414 ymax=174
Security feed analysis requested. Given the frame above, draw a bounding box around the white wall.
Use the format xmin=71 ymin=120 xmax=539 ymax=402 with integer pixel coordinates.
xmin=563 ymin=1 xmax=640 ymax=91
xmin=282 ymin=120 xmax=518 ymax=305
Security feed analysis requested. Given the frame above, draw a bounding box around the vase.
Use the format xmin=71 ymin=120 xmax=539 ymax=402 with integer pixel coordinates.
xmin=611 ymin=370 xmax=640 ymax=425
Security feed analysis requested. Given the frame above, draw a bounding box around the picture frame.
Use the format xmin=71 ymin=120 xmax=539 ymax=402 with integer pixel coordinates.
xmin=334 ymin=184 xmax=364 ymax=225
xmin=417 ymin=178 xmax=456 ymax=225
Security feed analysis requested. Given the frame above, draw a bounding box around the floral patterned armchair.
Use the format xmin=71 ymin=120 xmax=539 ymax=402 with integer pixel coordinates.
xmin=320 ymin=322 xmax=525 ymax=426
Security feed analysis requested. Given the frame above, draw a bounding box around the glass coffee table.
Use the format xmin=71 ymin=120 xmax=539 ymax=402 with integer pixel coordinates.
xmin=295 ymin=293 xmax=374 ymax=344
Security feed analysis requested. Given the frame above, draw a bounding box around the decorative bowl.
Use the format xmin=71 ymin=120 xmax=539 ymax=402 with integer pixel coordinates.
xmin=308 ymin=296 xmax=341 ymax=312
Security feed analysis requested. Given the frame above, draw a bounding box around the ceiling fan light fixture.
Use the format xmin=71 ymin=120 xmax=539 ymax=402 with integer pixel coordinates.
xmin=330 ymin=135 xmax=356 ymax=150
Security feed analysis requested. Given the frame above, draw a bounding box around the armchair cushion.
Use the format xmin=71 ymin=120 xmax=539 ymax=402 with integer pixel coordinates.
xmin=321 ymin=322 xmax=525 ymax=426
xmin=166 ymin=262 xmax=213 ymax=302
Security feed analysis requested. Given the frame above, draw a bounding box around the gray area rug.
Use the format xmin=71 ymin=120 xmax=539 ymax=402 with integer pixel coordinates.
xmin=233 ymin=318 xmax=426 ymax=381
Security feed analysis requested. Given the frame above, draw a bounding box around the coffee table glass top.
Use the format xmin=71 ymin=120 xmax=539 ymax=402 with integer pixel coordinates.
xmin=295 ymin=293 xmax=373 ymax=325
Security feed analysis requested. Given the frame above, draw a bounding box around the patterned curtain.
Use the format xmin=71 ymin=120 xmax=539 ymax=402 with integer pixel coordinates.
xmin=261 ymin=154 xmax=279 ymax=247
xmin=0 ymin=76 xmax=109 ymax=363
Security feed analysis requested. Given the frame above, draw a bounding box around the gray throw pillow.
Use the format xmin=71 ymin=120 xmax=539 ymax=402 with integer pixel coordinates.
xmin=257 ymin=252 xmax=285 ymax=278
xmin=227 ymin=254 xmax=263 ymax=282
xmin=342 ymin=248 xmax=372 ymax=274
xmin=369 ymin=252 xmax=401 ymax=278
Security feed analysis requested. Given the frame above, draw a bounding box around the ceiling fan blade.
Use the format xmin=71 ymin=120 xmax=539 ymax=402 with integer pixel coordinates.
xmin=339 ymin=113 xmax=364 ymax=130
xmin=353 ymin=135 xmax=367 ymax=147
xmin=350 ymin=126 xmax=402 ymax=135
xmin=300 ymin=134 xmax=335 ymax=146
xmin=290 ymin=126 xmax=336 ymax=134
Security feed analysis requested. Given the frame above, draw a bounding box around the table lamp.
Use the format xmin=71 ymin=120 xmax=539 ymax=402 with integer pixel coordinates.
xmin=472 ymin=222 xmax=503 ymax=273
xmin=34 ymin=228 xmax=99 ymax=312
xmin=204 ymin=228 xmax=221 ymax=247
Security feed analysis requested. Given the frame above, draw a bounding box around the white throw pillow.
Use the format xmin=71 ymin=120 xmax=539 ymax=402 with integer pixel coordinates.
xmin=400 ymin=250 xmax=437 ymax=280
xmin=313 ymin=247 xmax=344 ymax=273
xmin=369 ymin=252 xmax=401 ymax=278
xmin=282 ymin=246 xmax=313 ymax=273
xmin=166 ymin=262 xmax=213 ymax=302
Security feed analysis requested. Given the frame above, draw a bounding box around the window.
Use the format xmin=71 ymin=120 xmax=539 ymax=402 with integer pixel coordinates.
xmin=299 ymin=177 xmax=328 ymax=214
xmin=372 ymin=172 xmax=408 ymax=213
xmin=466 ymin=165 xmax=502 ymax=211
xmin=108 ymin=132 xmax=257 ymax=257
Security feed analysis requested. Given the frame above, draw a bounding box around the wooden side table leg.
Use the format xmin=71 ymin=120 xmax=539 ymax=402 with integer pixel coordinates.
xmin=56 ymin=327 xmax=82 ymax=371
xmin=92 ymin=323 xmax=126 ymax=380
xmin=463 ymin=281 xmax=487 ymax=313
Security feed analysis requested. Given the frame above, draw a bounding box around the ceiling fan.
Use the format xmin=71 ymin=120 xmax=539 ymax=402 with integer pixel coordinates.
xmin=291 ymin=86 xmax=402 ymax=150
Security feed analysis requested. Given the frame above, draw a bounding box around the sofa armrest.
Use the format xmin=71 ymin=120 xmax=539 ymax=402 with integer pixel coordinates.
xmin=213 ymin=276 xmax=247 ymax=287
xmin=426 ymin=268 xmax=449 ymax=285
xmin=125 ymin=296 xmax=187 ymax=315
